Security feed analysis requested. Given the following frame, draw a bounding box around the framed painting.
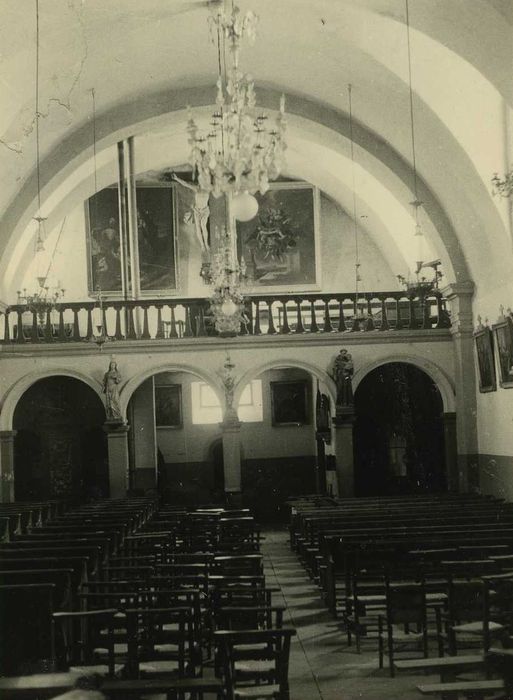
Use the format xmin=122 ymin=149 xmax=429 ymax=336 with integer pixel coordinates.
xmin=492 ymin=315 xmax=513 ymax=388
xmin=474 ymin=327 xmax=497 ymax=393
xmin=155 ymin=384 xmax=183 ymax=428
xmin=85 ymin=188 xmax=123 ymax=294
xmin=136 ymin=186 xmax=178 ymax=293
xmin=85 ymin=185 xmax=178 ymax=296
xmin=271 ymin=380 xmax=309 ymax=426
xmin=236 ymin=182 xmax=321 ymax=292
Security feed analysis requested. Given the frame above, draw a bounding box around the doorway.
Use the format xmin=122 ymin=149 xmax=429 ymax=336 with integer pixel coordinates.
xmin=354 ymin=362 xmax=446 ymax=496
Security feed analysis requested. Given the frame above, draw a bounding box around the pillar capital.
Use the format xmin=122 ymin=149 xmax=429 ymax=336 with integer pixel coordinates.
xmin=442 ymin=281 xmax=475 ymax=336
xmin=220 ymin=418 xmax=242 ymax=432
xmin=103 ymin=420 xmax=130 ymax=435
xmin=332 ymin=408 xmax=356 ymax=428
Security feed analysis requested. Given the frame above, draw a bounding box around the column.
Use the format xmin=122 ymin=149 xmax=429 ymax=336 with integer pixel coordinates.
xmin=443 ymin=412 xmax=458 ymax=491
xmin=0 ymin=430 xmax=16 ymax=503
xmin=221 ymin=415 xmax=242 ymax=500
xmin=315 ymin=433 xmax=328 ymax=494
xmin=332 ymin=409 xmax=356 ymax=497
xmin=104 ymin=421 xmax=130 ymax=499
xmin=443 ymin=281 xmax=477 ymax=492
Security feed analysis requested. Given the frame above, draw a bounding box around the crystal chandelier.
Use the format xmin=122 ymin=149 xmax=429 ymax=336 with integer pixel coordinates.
xmin=17 ymin=219 xmax=66 ymax=324
xmin=209 ymin=226 xmax=247 ymax=337
xmin=186 ymin=0 xmax=287 ymax=207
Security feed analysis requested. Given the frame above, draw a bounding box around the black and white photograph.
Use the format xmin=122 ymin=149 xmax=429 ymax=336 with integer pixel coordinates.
xmin=0 ymin=0 xmax=512 ymax=698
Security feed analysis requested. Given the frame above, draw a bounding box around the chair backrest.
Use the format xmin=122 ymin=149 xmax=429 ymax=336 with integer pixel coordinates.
xmin=448 ymin=579 xmax=485 ymax=622
xmin=124 ymin=606 xmax=191 ymax=679
xmin=215 ymin=604 xmax=285 ymax=631
xmin=215 ymin=628 xmax=296 ymax=700
xmin=53 ymin=608 xmax=117 ymax=675
xmin=483 ymin=576 xmax=513 ymax=650
xmin=386 ymin=581 xmax=426 ymax=626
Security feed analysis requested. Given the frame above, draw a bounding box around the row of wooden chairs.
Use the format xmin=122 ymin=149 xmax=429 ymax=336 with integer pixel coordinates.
xmin=1 ymin=496 xmax=296 ymax=699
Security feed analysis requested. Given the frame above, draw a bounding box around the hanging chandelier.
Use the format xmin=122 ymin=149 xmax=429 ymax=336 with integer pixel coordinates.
xmin=395 ymin=0 xmax=442 ymax=291
xmin=209 ymin=226 xmax=247 ymax=337
xmin=186 ymin=0 xmax=287 ymax=212
xmin=17 ymin=0 xmax=65 ymax=322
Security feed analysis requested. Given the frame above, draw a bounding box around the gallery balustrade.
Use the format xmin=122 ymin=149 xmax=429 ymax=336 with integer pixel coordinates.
xmin=0 ymin=290 xmax=450 ymax=345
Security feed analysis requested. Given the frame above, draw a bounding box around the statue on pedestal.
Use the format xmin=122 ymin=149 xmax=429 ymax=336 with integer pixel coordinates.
xmin=103 ymin=357 xmax=123 ymax=423
xmin=331 ymin=349 xmax=354 ymax=408
xmin=219 ymin=354 xmax=238 ymax=423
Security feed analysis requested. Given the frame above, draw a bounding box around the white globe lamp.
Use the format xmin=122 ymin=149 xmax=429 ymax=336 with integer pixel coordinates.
xmin=232 ymin=191 xmax=259 ymax=222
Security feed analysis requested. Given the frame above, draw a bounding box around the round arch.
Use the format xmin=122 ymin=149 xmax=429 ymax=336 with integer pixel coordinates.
xmin=353 ymin=354 xmax=456 ymax=414
xmin=119 ymin=362 xmax=223 ymax=421
xmin=234 ymin=357 xmax=337 ymax=408
xmin=0 ymin=88 xmax=475 ymax=300
xmin=0 ymin=368 xmax=104 ymax=431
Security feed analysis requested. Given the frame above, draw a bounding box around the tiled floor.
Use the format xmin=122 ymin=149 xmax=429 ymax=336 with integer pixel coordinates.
xmin=262 ymin=529 xmax=428 ymax=700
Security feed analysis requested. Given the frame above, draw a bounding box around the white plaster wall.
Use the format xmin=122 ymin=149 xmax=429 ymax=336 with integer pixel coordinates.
xmin=240 ymin=368 xmax=317 ymax=460
xmin=153 ymin=371 xmax=221 ymax=464
xmin=13 ymin=192 xmax=398 ymax=303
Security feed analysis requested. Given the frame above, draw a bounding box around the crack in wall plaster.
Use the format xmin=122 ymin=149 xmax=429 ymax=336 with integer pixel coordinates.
xmin=2 ymin=0 xmax=88 ymax=155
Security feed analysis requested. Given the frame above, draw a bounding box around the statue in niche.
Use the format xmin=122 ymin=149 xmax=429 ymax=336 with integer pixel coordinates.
xmin=331 ymin=349 xmax=354 ymax=407
xmin=103 ymin=357 xmax=123 ymax=422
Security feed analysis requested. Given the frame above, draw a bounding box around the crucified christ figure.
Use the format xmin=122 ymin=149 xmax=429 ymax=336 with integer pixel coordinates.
xmin=172 ymin=174 xmax=210 ymax=253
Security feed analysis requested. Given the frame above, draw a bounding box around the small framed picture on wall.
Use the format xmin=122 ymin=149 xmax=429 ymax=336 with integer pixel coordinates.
xmin=474 ymin=327 xmax=497 ymax=393
xmin=492 ymin=315 xmax=513 ymax=388
xmin=155 ymin=384 xmax=183 ymax=428
xmin=271 ymin=380 xmax=309 ymax=426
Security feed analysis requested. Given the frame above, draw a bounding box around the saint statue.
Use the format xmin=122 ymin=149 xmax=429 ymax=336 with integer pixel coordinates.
xmin=103 ymin=358 xmax=123 ymax=422
xmin=331 ymin=349 xmax=354 ymax=407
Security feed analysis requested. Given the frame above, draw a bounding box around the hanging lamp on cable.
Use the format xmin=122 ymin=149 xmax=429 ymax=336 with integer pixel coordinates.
xmin=396 ymin=0 xmax=442 ymax=298
xmin=347 ymin=85 xmax=373 ymax=332
xmin=405 ymin=0 xmax=425 ymax=276
xmin=17 ymin=0 xmax=65 ymax=320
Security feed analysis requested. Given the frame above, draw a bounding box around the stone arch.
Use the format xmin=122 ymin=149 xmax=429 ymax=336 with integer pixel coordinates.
xmin=353 ymin=354 xmax=456 ymax=414
xmin=0 ymin=368 xmax=104 ymax=431
xmin=234 ymin=357 xmax=337 ymax=409
xmin=0 ymin=88 xmax=474 ymax=300
xmin=119 ymin=361 xmax=223 ymax=422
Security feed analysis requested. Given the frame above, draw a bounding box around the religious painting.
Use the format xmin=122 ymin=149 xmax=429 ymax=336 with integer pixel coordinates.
xmin=136 ymin=186 xmax=177 ymax=293
xmin=85 ymin=185 xmax=178 ymax=296
xmin=236 ymin=183 xmax=320 ymax=292
xmin=155 ymin=384 xmax=183 ymax=428
xmin=86 ymin=188 xmax=123 ymax=294
xmin=492 ymin=315 xmax=513 ymax=388
xmin=271 ymin=380 xmax=309 ymax=426
xmin=474 ymin=327 xmax=497 ymax=393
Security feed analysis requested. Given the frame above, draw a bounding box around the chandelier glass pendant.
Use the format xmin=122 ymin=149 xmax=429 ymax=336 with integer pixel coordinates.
xmin=186 ymin=0 xmax=287 ymax=208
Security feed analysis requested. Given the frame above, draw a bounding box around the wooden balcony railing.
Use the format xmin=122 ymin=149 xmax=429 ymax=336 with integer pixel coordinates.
xmin=0 ymin=291 xmax=451 ymax=346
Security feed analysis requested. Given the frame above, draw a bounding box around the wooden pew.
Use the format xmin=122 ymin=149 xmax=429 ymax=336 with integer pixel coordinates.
xmin=0 ymin=583 xmax=56 ymax=676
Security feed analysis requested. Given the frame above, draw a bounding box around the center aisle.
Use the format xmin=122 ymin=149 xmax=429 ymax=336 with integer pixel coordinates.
xmin=261 ymin=529 xmax=424 ymax=700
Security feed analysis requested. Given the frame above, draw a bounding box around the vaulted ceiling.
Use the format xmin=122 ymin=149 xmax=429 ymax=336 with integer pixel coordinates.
xmin=1 ymin=0 xmax=511 ymax=307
